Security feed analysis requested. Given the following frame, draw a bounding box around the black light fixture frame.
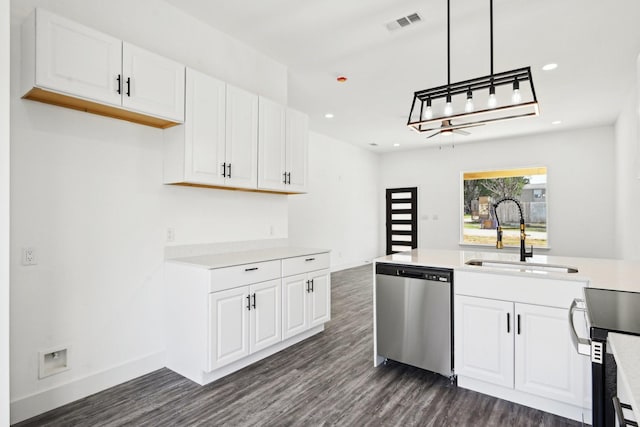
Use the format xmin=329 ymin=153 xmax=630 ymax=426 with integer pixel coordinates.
xmin=407 ymin=0 xmax=539 ymax=134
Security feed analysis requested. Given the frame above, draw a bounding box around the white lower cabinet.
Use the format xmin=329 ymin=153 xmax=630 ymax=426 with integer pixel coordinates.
xmin=282 ymin=269 xmax=331 ymax=339
xmin=454 ymin=270 xmax=590 ymax=423
xmin=208 ymin=279 xmax=281 ymax=371
xmin=456 ymin=295 xmax=583 ymax=406
xmin=165 ymin=249 xmax=330 ymax=386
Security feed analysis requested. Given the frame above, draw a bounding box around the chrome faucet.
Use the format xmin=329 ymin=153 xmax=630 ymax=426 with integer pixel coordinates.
xmin=493 ymin=197 xmax=533 ymax=262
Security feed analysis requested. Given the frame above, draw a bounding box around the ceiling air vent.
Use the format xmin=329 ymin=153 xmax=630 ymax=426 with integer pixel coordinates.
xmin=386 ymin=12 xmax=423 ymax=32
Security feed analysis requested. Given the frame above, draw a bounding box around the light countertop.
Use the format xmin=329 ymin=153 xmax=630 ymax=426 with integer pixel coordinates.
xmin=166 ymin=247 xmax=329 ymax=269
xmin=608 ymin=333 xmax=640 ymax=422
xmin=375 ymin=248 xmax=640 ymax=292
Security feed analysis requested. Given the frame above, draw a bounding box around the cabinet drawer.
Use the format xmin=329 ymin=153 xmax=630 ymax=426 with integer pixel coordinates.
xmin=209 ymin=260 xmax=280 ymax=292
xmin=282 ymin=252 xmax=330 ymax=277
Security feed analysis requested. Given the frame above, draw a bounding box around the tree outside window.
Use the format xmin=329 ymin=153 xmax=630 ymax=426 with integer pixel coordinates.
xmin=462 ymin=167 xmax=548 ymax=248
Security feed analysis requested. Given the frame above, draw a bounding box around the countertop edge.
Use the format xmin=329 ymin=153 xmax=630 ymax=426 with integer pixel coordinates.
xmin=166 ymin=247 xmax=331 ymax=269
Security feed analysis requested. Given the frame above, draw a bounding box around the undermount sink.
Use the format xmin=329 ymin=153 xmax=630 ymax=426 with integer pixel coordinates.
xmin=465 ymin=259 xmax=579 ymax=274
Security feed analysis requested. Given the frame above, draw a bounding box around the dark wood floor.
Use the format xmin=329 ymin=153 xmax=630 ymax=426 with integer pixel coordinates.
xmin=15 ymin=265 xmax=583 ymax=426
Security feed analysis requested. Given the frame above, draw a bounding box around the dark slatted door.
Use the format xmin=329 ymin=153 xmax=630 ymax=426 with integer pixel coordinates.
xmin=386 ymin=187 xmax=418 ymax=255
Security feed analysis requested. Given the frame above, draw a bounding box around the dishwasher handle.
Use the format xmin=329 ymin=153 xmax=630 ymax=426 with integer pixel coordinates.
xmin=398 ymin=270 xmax=426 ymax=279
xmin=569 ymin=298 xmax=591 ymax=356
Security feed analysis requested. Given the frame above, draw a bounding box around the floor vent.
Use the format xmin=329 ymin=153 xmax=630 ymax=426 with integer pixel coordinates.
xmin=386 ymin=12 xmax=423 ymax=32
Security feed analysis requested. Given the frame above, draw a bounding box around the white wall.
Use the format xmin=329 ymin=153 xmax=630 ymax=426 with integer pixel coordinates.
xmin=379 ymin=126 xmax=617 ymax=259
xmin=2 ymin=0 xmax=11 ymax=423
xmin=288 ymin=132 xmax=380 ymax=270
xmin=614 ymin=54 xmax=640 ymax=260
xmin=10 ymin=0 xmax=289 ymax=422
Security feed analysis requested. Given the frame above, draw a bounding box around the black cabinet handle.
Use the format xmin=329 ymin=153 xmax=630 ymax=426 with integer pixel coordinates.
xmin=310 ymin=279 xmax=314 ymax=292
xmin=517 ymin=314 xmax=521 ymax=335
xmin=126 ymin=77 xmax=131 ymax=97
xmin=244 ymin=267 xmax=258 ymax=272
xmin=282 ymin=172 xmax=287 ymax=184
xmin=227 ymin=163 xmax=232 ymax=178
xmin=116 ymin=74 xmax=122 ymax=94
xmin=305 ymin=258 xmax=315 ymax=262
xmin=251 ymin=293 xmax=256 ymax=309
xmin=507 ymin=313 xmax=510 ymax=333
xmin=221 ymin=163 xmax=226 ymax=177
xmin=306 ymin=280 xmax=310 ymax=293
xmin=246 ymin=295 xmax=251 ymax=310
xmin=287 ymin=172 xmax=291 ymax=184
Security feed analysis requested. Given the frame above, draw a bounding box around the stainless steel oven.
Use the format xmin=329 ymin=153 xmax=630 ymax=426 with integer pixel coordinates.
xmin=569 ymin=288 xmax=640 ymax=427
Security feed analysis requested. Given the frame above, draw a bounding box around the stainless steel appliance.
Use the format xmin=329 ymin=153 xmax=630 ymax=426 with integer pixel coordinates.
xmin=569 ymin=288 xmax=640 ymax=427
xmin=375 ymin=263 xmax=453 ymax=379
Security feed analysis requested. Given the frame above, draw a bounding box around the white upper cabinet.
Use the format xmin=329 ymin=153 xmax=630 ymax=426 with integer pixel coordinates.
xmin=258 ymin=97 xmax=287 ymax=191
xmin=258 ymin=98 xmax=308 ymax=193
xmin=225 ymin=85 xmax=259 ymax=189
xmin=30 ymin=8 xmax=122 ymax=107
xmin=285 ymin=107 xmax=309 ymax=193
xmin=22 ymin=8 xmax=185 ymax=128
xmin=121 ymin=42 xmax=185 ymax=122
xmin=163 ymin=69 xmax=258 ymax=190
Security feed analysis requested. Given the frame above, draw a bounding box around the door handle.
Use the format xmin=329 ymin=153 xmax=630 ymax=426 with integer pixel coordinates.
xmin=569 ymin=298 xmax=591 ymax=356
xmin=283 ymin=172 xmax=287 ymax=184
xmin=517 ymin=314 xmax=521 ymax=335
xmin=251 ymin=293 xmax=256 ymax=309
xmin=310 ymin=279 xmax=314 ymax=292
xmin=126 ymin=77 xmax=131 ymax=97
xmin=116 ymin=74 xmax=122 ymax=94
xmin=221 ymin=163 xmax=226 ymax=177
xmin=227 ymin=163 xmax=231 ymax=178
xmin=306 ymin=280 xmax=310 ymax=293
xmin=246 ymin=294 xmax=251 ymax=311
xmin=287 ymin=172 xmax=291 ymax=184
xmin=507 ymin=313 xmax=510 ymax=333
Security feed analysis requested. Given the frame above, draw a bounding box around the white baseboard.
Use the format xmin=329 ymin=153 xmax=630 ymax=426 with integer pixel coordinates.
xmin=10 ymin=351 xmax=166 ymax=424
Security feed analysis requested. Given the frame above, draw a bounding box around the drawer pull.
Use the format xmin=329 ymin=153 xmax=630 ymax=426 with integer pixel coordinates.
xmin=305 ymin=258 xmax=316 ymax=262
xmin=244 ymin=267 xmax=258 ymax=272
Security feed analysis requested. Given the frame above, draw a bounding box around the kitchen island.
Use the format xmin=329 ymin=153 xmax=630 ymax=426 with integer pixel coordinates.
xmin=373 ymin=248 xmax=640 ymax=424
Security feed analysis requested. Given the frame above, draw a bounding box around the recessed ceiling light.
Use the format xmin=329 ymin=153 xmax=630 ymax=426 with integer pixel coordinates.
xmin=542 ymin=63 xmax=558 ymax=71
xmin=324 ymin=113 xmax=334 ymax=119
xmin=551 ymin=120 xmax=562 ymax=125
xmin=393 ymin=143 xmax=400 ymax=147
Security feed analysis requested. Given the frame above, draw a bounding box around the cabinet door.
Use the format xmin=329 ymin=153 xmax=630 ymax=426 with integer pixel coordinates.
xmin=285 ymin=108 xmax=309 ymax=193
xmin=34 ymin=8 xmax=121 ymax=106
xmin=122 ymin=42 xmax=185 ymax=121
xmin=282 ymin=273 xmax=308 ymax=339
xmin=226 ymin=85 xmax=258 ymax=189
xmin=308 ymin=269 xmax=331 ymax=328
xmin=183 ymin=69 xmax=226 ymax=185
xmin=208 ymin=286 xmax=249 ymax=371
xmin=249 ymin=279 xmax=281 ymax=353
xmin=455 ymin=295 xmax=514 ymax=388
xmin=514 ymin=303 xmax=584 ymax=406
xmin=257 ymin=97 xmax=286 ymax=191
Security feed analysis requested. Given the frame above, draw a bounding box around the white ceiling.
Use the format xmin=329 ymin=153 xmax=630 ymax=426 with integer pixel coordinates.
xmin=162 ymin=0 xmax=640 ymax=152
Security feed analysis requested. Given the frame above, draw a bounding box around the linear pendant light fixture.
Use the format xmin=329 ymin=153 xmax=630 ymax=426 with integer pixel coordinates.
xmin=407 ymin=0 xmax=539 ymax=137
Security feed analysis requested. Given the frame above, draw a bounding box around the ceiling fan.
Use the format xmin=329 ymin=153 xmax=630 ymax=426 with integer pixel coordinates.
xmin=425 ymin=120 xmax=484 ymax=139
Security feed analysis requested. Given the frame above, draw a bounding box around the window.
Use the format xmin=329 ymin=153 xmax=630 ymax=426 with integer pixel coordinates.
xmin=462 ymin=167 xmax=548 ymax=248
xmin=386 ymin=187 xmax=418 ymax=255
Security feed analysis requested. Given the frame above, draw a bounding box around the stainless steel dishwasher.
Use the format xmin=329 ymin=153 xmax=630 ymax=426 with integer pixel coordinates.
xmin=375 ymin=263 xmax=453 ymax=379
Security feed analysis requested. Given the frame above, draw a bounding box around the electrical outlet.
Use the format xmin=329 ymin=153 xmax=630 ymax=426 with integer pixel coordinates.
xmin=166 ymin=228 xmax=175 ymax=242
xmin=22 ymin=247 xmax=37 ymax=265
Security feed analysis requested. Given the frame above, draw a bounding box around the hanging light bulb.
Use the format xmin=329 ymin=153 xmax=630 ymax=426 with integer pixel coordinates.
xmin=488 ymin=85 xmax=497 ymax=109
xmin=511 ymin=78 xmax=522 ymax=104
xmin=444 ymin=94 xmax=453 ymax=116
xmin=465 ymin=88 xmax=474 ymax=113
xmin=423 ymin=98 xmax=433 ymax=120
